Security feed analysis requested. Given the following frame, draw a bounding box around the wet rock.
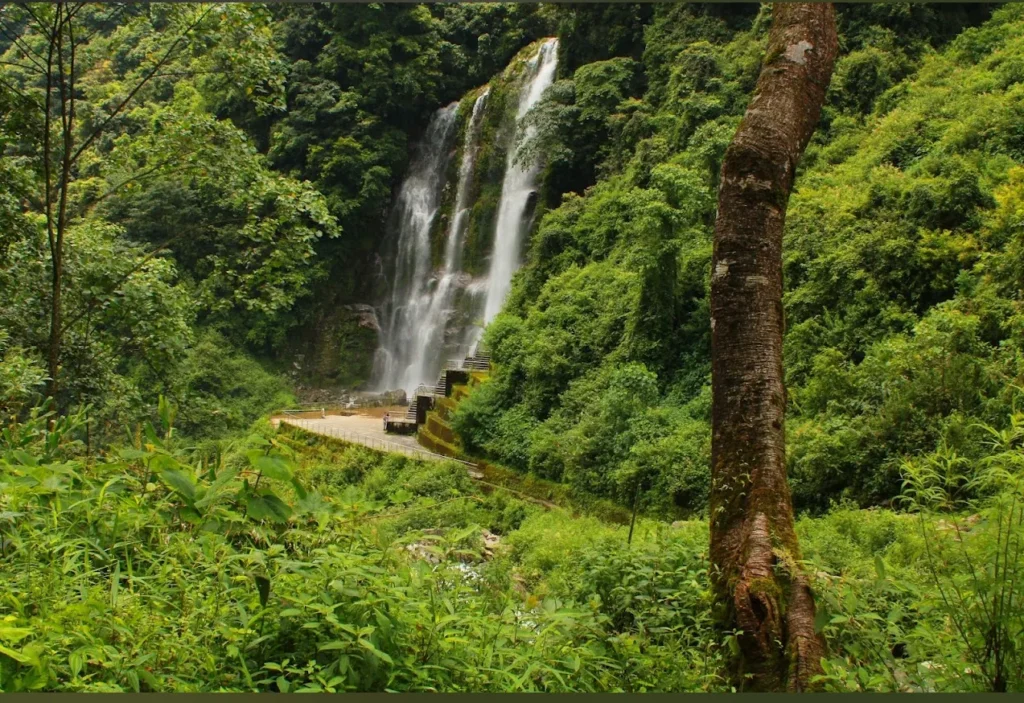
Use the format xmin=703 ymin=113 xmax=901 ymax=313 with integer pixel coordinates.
xmin=405 ymin=542 xmax=441 ymax=564
xmin=404 ymin=528 xmax=502 ymax=565
xmin=386 ymin=389 xmax=408 ymax=406
xmin=342 ymin=304 xmax=381 ymax=333
xmin=480 ymin=529 xmax=501 ymax=559
xmin=349 ymin=389 xmax=407 ymax=407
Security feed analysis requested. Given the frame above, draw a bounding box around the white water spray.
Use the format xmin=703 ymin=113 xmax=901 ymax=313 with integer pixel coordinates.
xmin=374 ymin=39 xmax=559 ymax=394
xmin=374 ymin=103 xmax=459 ymax=392
xmin=482 ymin=38 xmax=559 ymax=324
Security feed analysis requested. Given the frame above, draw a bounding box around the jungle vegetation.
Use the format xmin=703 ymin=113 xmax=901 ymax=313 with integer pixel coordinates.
xmin=2 ymin=1 xmax=1024 ymax=692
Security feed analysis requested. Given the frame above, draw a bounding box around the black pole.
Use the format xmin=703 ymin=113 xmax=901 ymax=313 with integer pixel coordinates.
xmin=627 ymin=478 xmax=641 ymax=545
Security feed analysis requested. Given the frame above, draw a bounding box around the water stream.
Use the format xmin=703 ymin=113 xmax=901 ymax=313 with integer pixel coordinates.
xmin=373 ymin=103 xmax=460 ymax=393
xmin=482 ymin=38 xmax=559 ymax=324
xmin=375 ymin=39 xmax=559 ymax=394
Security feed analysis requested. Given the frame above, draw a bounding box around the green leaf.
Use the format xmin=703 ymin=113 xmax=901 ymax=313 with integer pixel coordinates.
xmin=158 ymin=395 xmax=176 ymax=436
xmin=10 ymin=450 xmax=37 ymax=467
xmin=389 ymin=488 xmax=413 ymax=504
xmin=139 ymin=668 xmax=160 ymax=691
xmin=245 ymin=492 xmax=292 ymax=522
xmin=194 ymin=467 xmax=240 ymax=509
xmin=0 ymin=626 xmax=33 ymax=644
xmin=357 ymin=639 xmax=393 ymax=664
xmin=874 ymin=555 xmax=887 ymax=581
xmin=814 ymin=605 xmax=829 ymax=634
xmin=0 ymin=643 xmax=30 ymax=664
xmin=247 ymin=433 xmax=271 ymax=448
xmin=159 ymin=468 xmax=196 ymax=502
xmin=143 ymin=422 xmax=160 ymax=447
xmin=149 ymin=453 xmax=180 ymax=472
xmin=296 ymin=490 xmax=328 ymax=515
xmin=725 ymin=634 xmax=741 ymax=657
xmin=69 ymin=650 xmax=84 ymax=678
xmin=248 ymin=452 xmax=293 ymax=482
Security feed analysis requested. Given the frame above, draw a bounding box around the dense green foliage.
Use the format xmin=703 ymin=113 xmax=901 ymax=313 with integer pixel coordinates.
xmin=5 ymin=1 xmax=1024 ymax=692
xmin=3 ymin=404 xmax=1022 ymax=691
xmin=454 ymin=3 xmax=1024 ymax=519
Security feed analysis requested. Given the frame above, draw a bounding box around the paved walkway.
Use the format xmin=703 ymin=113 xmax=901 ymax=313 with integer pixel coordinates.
xmin=274 ymin=413 xmax=473 ymax=466
xmin=274 ymin=412 xmax=559 ymax=509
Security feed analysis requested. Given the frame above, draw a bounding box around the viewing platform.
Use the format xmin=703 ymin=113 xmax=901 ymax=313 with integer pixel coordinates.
xmin=386 ymin=350 xmax=491 ymax=436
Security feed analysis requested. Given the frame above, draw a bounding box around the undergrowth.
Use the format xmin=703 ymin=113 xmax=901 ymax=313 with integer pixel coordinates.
xmin=1 ymin=403 xmax=1022 ymax=691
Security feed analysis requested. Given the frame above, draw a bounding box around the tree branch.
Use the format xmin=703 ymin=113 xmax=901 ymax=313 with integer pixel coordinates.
xmin=59 ymin=233 xmax=186 ymax=342
xmin=0 ymin=21 xmax=48 ymax=73
xmin=67 ymin=5 xmax=214 ymax=169
xmin=0 ymin=57 xmax=43 ymax=73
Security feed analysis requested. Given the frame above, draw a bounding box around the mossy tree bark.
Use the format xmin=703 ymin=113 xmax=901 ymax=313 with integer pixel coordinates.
xmin=708 ymin=3 xmax=838 ymax=692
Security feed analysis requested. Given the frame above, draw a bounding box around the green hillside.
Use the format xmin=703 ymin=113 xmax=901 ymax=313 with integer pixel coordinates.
xmin=2 ymin=2 xmax=1024 ymax=692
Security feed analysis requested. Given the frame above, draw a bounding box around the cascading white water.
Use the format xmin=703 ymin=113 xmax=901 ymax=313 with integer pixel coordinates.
xmin=374 ymin=103 xmax=460 ymax=393
xmin=482 ymin=38 xmax=559 ymax=324
xmin=389 ymin=92 xmax=491 ymax=393
xmin=413 ymin=90 xmax=490 ymax=368
xmin=373 ymin=39 xmax=559 ymax=395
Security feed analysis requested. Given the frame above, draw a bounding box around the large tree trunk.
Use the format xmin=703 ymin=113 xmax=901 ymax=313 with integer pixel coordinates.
xmin=709 ymin=3 xmax=837 ymax=692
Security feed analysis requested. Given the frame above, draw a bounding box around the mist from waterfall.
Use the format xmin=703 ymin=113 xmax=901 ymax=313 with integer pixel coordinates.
xmin=374 ymin=39 xmax=559 ymax=395
xmin=373 ymin=103 xmax=459 ymax=394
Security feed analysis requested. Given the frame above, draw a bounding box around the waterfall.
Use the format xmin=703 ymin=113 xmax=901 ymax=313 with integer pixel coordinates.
xmin=389 ymin=92 xmax=491 ymax=393
xmin=482 ymin=38 xmax=559 ymax=324
xmin=374 ymin=103 xmax=460 ymax=393
xmin=416 ymin=90 xmax=490 ymax=364
xmin=373 ymin=39 xmax=559 ymax=395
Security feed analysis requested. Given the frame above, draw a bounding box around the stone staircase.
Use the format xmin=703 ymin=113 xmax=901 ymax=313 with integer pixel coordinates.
xmin=461 ymin=352 xmax=491 ymax=371
xmin=395 ymin=350 xmax=491 ymax=428
xmin=404 ymin=384 xmax=434 ymax=421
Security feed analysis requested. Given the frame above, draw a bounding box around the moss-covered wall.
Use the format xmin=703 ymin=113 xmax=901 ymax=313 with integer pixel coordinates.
xmin=285 ymin=304 xmax=380 ymax=390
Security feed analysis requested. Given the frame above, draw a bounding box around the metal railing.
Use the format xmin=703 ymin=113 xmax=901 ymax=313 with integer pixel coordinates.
xmin=280 ymin=407 xmax=326 ymax=417
xmin=283 ymin=418 xmax=477 ymax=469
xmin=445 ymin=357 xmax=490 ymax=372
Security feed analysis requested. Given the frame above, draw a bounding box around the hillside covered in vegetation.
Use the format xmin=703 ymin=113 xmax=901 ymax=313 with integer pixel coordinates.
xmin=2 ymin=1 xmax=1024 ymax=692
